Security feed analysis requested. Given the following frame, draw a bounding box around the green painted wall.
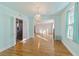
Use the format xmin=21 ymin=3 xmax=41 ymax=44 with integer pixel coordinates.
xmin=52 ymin=14 xmax=62 ymax=40
xmin=0 ymin=5 xmax=16 ymax=52
xmin=28 ymin=16 xmax=34 ymax=38
xmin=0 ymin=4 xmax=28 ymax=52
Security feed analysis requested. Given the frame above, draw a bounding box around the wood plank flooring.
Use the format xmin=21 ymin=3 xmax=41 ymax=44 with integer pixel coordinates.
xmin=0 ymin=35 xmax=72 ymax=56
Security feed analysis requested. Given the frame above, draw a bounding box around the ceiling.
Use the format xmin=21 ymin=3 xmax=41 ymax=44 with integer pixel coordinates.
xmin=0 ymin=2 xmax=69 ymax=16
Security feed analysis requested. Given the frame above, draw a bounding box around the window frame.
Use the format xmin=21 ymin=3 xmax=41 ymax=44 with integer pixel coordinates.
xmin=67 ymin=6 xmax=74 ymax=40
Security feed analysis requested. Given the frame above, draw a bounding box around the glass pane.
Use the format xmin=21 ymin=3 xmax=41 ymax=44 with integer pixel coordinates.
xmin=67 ymin=7 xmax=74 ymax=40
xmin=67 ymin=26 xmax=73 ymax=40
xmin=68 ymin=8 xmax=74 ymax=25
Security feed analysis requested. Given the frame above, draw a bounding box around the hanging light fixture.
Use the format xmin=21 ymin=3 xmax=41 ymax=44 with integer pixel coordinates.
xmin=34 ymin=3 xmax=41 ymax=22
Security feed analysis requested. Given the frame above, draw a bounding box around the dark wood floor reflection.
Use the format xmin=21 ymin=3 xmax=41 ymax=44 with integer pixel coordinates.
xmin=0 ymin=36 xmax=72 ymax=56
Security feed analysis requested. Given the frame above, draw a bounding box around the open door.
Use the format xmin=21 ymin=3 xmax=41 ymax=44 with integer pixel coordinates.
xmin=16 ymin=18 xmax=23 ymax=42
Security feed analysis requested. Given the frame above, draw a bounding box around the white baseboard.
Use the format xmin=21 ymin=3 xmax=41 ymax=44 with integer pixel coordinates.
xmin=0 ymin=43 xmax=16 ymax=52
xmin=62 ymin=40 xmax=77 ymax=56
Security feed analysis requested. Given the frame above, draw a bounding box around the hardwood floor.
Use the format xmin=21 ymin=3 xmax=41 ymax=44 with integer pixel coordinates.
xmin=0 ymin=35 xmax=72 ymax=56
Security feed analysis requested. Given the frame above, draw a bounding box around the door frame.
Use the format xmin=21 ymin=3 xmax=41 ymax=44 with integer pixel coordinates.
xmin=13 ymin=16 xmax=30 ymax=43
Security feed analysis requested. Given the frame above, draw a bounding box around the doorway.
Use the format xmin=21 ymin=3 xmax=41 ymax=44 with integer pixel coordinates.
xmin=16 ymin=18 xmax=23 ymax=42
xmin=34 ymin=20 xmax=55 ymax=40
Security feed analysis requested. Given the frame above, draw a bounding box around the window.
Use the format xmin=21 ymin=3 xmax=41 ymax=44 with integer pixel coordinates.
xmin=67 ymin=7 xmax=74 ymax=40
